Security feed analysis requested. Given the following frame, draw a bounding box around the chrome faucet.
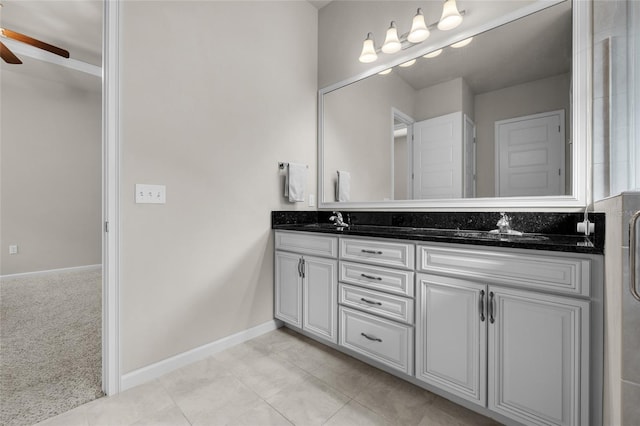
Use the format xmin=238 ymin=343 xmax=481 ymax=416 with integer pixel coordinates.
xmin=329 ymin=211 xmax=349 ymax=227
xmin=496 ymin=212 xmax=511 ymax=234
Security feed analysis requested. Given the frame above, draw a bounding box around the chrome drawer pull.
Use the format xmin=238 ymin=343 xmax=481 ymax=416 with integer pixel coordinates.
xmin=361 ymin=249 xmax=383 ymax=255
xmin=360 ymin=273 xmax=382 ymax=281
xmin=361 ymin=332 xmax=382 ymax=342
xmin=489 ymin=291 xmax=495 ymax=324
xmin=360 ymin=297 xmax=382 ymax=306
xmin=479 ymin=290 xmax=486 ymax=322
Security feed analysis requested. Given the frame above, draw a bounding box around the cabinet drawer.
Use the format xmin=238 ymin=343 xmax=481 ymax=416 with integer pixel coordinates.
xmin=340 ymin=238 xmax=414 ymax=270
xmin=340 ymin=261 xmax=414 ymax=297
xmin=417 ymin=245 xmax=591 ymax=297
xmin=339 ymin=283 xmax=414 ymax=324
xmin=275 ymin=231 xmax=338 ymax=258
xmin=339 ymin=307 xmax=413 ymax=375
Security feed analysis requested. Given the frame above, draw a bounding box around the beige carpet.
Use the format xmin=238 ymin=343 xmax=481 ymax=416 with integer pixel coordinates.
xmin=0 ymin=268 xmax=104 ymax=426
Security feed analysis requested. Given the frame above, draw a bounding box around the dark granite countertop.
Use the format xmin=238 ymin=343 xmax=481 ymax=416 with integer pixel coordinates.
xmin=272 ymin=211 xmax=605 ymax=255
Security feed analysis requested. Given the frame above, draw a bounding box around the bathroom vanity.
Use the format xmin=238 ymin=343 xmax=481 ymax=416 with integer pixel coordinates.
xmin=272 ymin=211 xmax=604 ymax=426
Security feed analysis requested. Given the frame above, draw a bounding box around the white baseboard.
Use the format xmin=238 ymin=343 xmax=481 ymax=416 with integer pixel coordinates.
xmin=121 ymin=319 xmax=284 ymax=391
xmin=0 ymin=264 xmax=102 ymax=279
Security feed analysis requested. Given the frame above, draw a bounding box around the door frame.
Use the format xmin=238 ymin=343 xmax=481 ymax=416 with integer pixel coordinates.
xmin=494 ymin=109 xmax=565 ymax=197
xmin=102 ymin=0 xmax=121 ymax=396
xmin=390 ymin=108 xmax=415 ymax=200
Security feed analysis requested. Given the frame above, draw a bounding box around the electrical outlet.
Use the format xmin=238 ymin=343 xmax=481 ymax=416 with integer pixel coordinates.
xmin=135 ymin=184 xmax=166 ymax=204
xmin=9 ymin=245 xmax=18 ymax=255
xmin=308 ymin=194 xmax=315 ymax=207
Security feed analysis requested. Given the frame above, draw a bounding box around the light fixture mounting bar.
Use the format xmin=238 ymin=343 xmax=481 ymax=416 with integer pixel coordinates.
xmin=373 ymin=9 xmax=466 ymax=55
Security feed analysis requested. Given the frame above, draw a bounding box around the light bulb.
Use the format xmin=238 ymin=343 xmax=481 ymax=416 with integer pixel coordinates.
xmin=408 ymin=8 xmax=430 ymax=43
xmin=438 ymin=0 xmax=463 ymax=31
xmin=378 ymin=68 xmax=392 ymax=75
xmin=451 ymin=37 xmax=473 ymax=48
xmin=423 ymin=49 xmax=443 ymax=59
xmin=358 ymin=33 xmax=378 ymax=63
xmin=399 ymin=59 xmax=416 ymax=67
xmin=381 ymin=21 xmax=402 ymax=54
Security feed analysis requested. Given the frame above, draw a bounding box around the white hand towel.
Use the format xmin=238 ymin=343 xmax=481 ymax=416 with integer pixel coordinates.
xmin=336 ymin=170 xmax=351 ymax=202
xmin=286 ymin=163 xmax=307 ymax=202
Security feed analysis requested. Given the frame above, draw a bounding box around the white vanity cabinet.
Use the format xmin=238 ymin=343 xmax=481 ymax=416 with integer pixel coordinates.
xmin=337 ymin=237 xmax=415 ymax=375
xmin=416 ymin=244 xmax=592 ymax=426
xmin=274 ymin=231 xmax=338 ymax=343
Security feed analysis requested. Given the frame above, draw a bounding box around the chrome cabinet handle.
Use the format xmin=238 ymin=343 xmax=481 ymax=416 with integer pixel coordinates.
xmin=630 ymin=210 xmax=640 ymax=302
xmin=479 ymin=290 xmax=486 ymax=322
xmin=361 ymin=249 xmax=383 ymax=255
xmin=297 ymin=258 xmax=302 ymax=278
xmin=361 ymin=332 xmax=382 ymax=342
xmin=489 ymin=291 xmax=495 ymax=324
xmin=361 ymin=273 xmax=382 ymax=281
xmin=301 ymin=258 xmax=305 ymax=279
xmin=360 ymin=297 xmax=382 ymax=306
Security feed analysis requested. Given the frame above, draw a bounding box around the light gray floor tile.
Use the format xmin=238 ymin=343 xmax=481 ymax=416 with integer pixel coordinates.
xmin=130 ymin=404 xmax=191 ymax=426
xmin=324 ymin=400 xmax=392 ymax=426
xmin=353 ymin=371 xmax=436 ymax=425
xmin=308 ymin=353 xmax=382 ymax=398
xmin=158 ymin=356 xmax=232 ymax=399
xmin=228 ymin=352 xmax=310 ymax=399
xmin=273 ymin=337 xmax=340 ymax=372
xmin=429 ymin=397 xmax=501 ymax=426
xmin=172 ymin=375 xmax=260 ymax=425
xmin=244 ymin=328 xmax=301 ymax=356
xmin=84 ymin=381 xmax=175 ymax=426
xmin=225 ymin=400 xmax=292 ymax=426
xmin=266 ymin=375 xmax=350 ymax=426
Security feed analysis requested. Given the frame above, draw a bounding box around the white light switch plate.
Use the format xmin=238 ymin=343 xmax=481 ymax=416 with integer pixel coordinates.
xmin=135 ymin=184 xmax=166 ymax=204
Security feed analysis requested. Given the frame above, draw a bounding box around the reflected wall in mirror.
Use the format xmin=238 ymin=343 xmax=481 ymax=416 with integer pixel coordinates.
xmin=321 ymin=0 xmax=574 ymax=205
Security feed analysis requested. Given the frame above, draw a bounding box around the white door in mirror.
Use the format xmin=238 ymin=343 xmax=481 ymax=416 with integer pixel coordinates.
xmin=135 ymin=184 xmax=166 ymax=204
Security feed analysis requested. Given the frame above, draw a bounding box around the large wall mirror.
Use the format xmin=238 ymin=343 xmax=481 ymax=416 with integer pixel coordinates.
xmin=319 ymin=0 xmax=591 ymax=210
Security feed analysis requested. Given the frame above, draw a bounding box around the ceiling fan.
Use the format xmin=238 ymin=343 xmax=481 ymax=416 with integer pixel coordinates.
xmin=0 ymin=4 xmax=70 ymax=64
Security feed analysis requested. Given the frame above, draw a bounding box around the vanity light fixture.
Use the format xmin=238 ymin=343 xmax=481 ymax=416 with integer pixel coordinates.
xmin=399 ymin=59 xmax=416 ymax=67
xmin=381 ymin=22 xmax=402 ymax=54
xmin=378 ymin=68 xmax=393 ymax=75
xmin=423 ymin=48 xmax=443 ymax=58
xmin=437 ymin=0 xmax=464 ymax=31
xmin=451 ymin=36 xmax=473 ymax=48
xmin=358 ymin=2 xmax=465 ymax=63
xmin=358 ymin=33 xmax=378 ymax=63
xmin=408 ymin=8 xmax=430 ymax=43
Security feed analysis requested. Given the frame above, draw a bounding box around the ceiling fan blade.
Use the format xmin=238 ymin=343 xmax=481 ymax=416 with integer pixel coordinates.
xmin=1 ymin=27 xmax=69 ymax=58
xmin=0 ymin=41 xmax=22 ymax=64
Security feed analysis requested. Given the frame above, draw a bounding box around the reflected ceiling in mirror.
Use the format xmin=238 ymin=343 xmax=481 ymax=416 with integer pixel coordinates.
xmin=319 ymin=0 xmax=588 ymax=210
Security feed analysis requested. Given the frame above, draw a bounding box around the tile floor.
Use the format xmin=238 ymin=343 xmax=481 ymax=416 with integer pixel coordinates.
xmin=36 ymin=327 xmax=501 ymax=426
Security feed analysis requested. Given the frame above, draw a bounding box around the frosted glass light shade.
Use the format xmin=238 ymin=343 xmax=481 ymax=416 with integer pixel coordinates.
xmin=378 ymin=68 xmax=392 ymax=75
xmin=408 ymin=8 xmax=430 ymax=43
xmin=423 ymin=49 xmax=443 ymax=58
xmin=451 ymin=37 xmax=473 ymax=48
xmin=438 ymin=0 xmax=463 ymax=31
xmin=381 ymin=21 xmax=402 ymax=54
xmin=399 ymin=59 xmax=416 ymax=67
xmin=359 ymin=33 xmax=378 ymax=63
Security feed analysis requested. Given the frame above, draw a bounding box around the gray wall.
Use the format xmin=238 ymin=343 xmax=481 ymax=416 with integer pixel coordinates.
xmin=323 ymin=72 xmax=414 ymax=202
xmin=120 ymin=1 xmax=317 ymax=373
xmin=0 ymin=66 xmax=102 ymax=275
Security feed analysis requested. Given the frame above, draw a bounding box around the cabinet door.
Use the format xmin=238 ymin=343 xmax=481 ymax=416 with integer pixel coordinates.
xmin=488 ymin=287 xmax=589 ymax=426
xmin=303 ymin=255 xmax=338 ymax=343
xmin=415 ymin=273 xmax=486 ymax=406
xmin=275 ymin=251 xmax=302 ymax=328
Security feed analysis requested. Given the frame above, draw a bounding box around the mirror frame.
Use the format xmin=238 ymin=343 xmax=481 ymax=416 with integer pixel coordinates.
xmin=318 ymin=0 xmax=591 ymax=211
